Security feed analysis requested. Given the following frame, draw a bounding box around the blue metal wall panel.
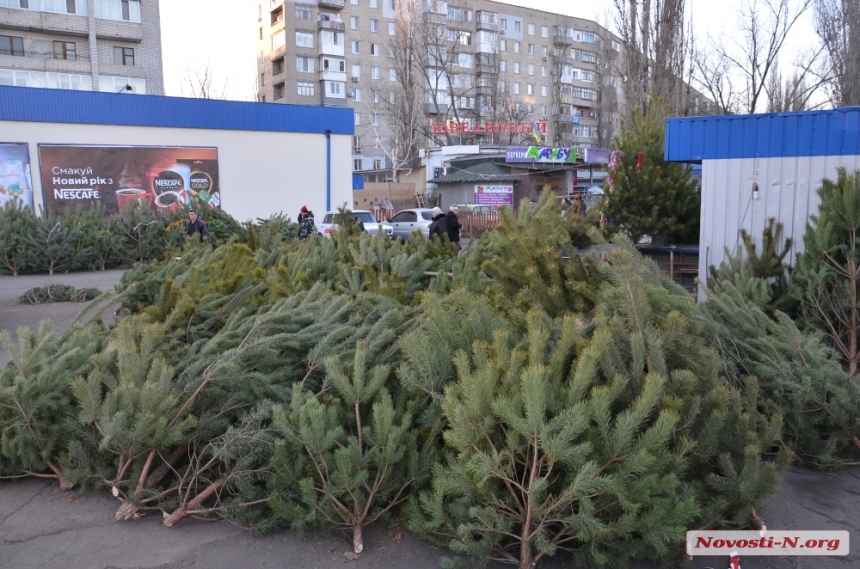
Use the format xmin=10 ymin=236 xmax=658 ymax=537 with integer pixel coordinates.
xmin=0 ymin=85 xmax=354 ymax=135
xmin=665 ymin=107 xmax=860 ymax=162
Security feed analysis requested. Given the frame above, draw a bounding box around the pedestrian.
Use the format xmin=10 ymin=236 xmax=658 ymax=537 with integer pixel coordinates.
xmin=185 ymin=209 xmax=210 ymax=240
xmin=298 ymin=205 xmax=317 ymax=239
xmin=428 ymin=206 xmax=448 ymax=242
xmin=354 ymin=216 xmax=365 ymax=232
xmin=445 ymin=205 xmax=462 ymax=250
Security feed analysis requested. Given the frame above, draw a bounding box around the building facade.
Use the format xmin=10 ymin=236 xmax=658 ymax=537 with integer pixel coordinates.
xmin=0 ymin=0 xmax=164 ymax=95
xmin=256 ymin=0 xmax=622 ymax=177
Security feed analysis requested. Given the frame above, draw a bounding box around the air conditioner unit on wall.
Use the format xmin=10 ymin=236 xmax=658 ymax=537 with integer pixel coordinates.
xmin=541 ymin=56 xmax=547 ymax=61
xmin=499 ymin=29 xmax=506 ymax=35
xmin=351 ymin=76 xmax=359 ymax=82
xmin=347 ymin=90 xmax=354 ymax=97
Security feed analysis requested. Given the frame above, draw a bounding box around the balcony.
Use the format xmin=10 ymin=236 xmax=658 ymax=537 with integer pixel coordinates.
xmin=424 ymin=103 xmax=449 ymax=115
xmin=318 ymin=19 xmax=345 ymax=31
xmin=476 ymin=85 xmax=494 ymax=97
xmin=553 ymin=113 xmax=573 ymax=122
xmin=422 ymin=11 xmax=448 ymax=24
xmin=318 ymin=0 xmax=345 ymax=8
xmin=552 ymin=54 xmax=574 ymax=65
xmin=475 ymin=64 xmax=497 ymax=75
xmin=553 ymin=34 xmax=573 ymax=46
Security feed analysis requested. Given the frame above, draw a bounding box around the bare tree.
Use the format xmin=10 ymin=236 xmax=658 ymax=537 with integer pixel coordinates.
xmin=178 ymin=60 xmax=234 ymax=100
xmin=706 ymin=0 xmax=812 ymax=114
xmin=815 ymin=0 xmax=860 ymax=106
xmin=612 ymin=0 xmax=691 ymax=121
xmin=765 ymin=52 xmax=829 ymax=111
xmin=692 ymin=45 xmax=742 ymax=114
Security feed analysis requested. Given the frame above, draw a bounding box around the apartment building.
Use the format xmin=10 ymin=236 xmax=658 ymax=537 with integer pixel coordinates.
xmin=256 ymin=0 xmax=621 ymax=174
xmin=0 ymin=0 xmax=164 ymax=95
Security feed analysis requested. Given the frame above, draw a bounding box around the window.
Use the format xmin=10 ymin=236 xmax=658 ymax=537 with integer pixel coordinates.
xmin=295 ymin=32 xmax=313 ymax=48
xmin=499 ymin=80 xmax=506 ymax=92
xmin=4 ymin=0 xmax=86 ymax=14
xmin=370 ymin=19 xmax=378 ymax=32
xmin=391 ymin=211 xmax=417 ymax=223
xmin=260 ymin=73 xmax=265 ymax=86
xmin=541 ymin=86 xmax=548 ymax=97
xmin=351 ymin=64 xmax=361 ymax=78
xmin=582 ymin=70 xmax=595 ymax=81
xmin=52 ymin=41 xmax=77 ymax=61
xmin=296 ymin=56 xmax=314 ymax=72
xmin=350 ymin=16 xmax=359 ymax=29
xmin=389 ymin=22 xmax=395 ymax=35
xmin=113 ymin=47 xmax=134 ymax=66
xmin=372 ymin=90 xmax=380 ymax=102
xmin=527 ymin=84 xmax=534 ymax=95
xmin=458 ymin=31 xmax=472 ymax=46
xmin=351 ymin=40 xmax=360 ymax=54
xmin=514 ymin=42 xmax=520 ymax=53
xmin=500 ymin=60 xmax=507 ymax=72
xmin=297 ymin=81 xmax=314 ymax=96
xmin=370 ymin=0 xmax=377 ymax=7
xmin=326 ymin=81 xmax=345 ymax=97
xmin=354 ymin=159 xmax=362 ymax=170
xmin=528 ymin=23 xmax=535 ymax=35
xmin=458 ymin=53 xmax=472 ymax=68
xmin=373 ymin=137 xmax=380 ymax=148
xmin=94 ymin=0 xmax=139 ymax=22
xmin=370 ymin=43 xmax=379 ymax=56
xmin=500 ymin=18 xmax=507 ymax=30
xmin=272 ymin=57 xmax=285 ymax=75
xmin=514 ymin=20 xmax=521 ymax=33
xmin=271 ymin=5 xmax=284 ymax=25
xmin=296 ymin=6 xmax=311 ymax=20
xmin=541 ymin=26 xmax=549 ymax=38
xmin=500 ymin=39 xmax=507 ymax=51
xmin=350 ymin=0 xmax=358 ymax=4
xmin=611 ymin=40 xmax=620 ymax=51
xmin=542 ymin=46 xmax=548 ymax=57
xmin=323 ymin=57 xmax=345 ymax=72
xmin=513 ymin=62 xmax=520 ymax=74
xmin=513 ymin=82 xmax=520 ymax=94
xmin=528 ymin=44 xmax=534 ymax=55
xmin=582 ymin=51 xmax=597 ymax=63
xmin=389 ymin=68 xmax=396 ymax=81
xmin=371 ymin=66 xmax=379 ymax=79
xmin=447 ymin=6 xmax=471 ymax=22
xmin=527 ymin=64 xmax=534 ymax=75
xmin=259 ymin=28 xmax=263 ymax=41
xmin=373 ymin=159 xmax=382 ymax=169
xmin=98 ymin=75 xmax=145 ymax=93
xmin=583 ymin=31 xmax=599 ymax=43
xmin=273 ymin=82 xmax=285 ymax=99
xmin=353 ymin=135 xmax=363 ymax=151
xmin=541 ymin=66 xmax=548 ymax=77
xmin=0 ymin=69 xmax=92 ymax=91
xmin=0 ymin=36 xmax=24 ymax=57
xmin=353 ymin=88 xmax=361 ymax=101
xmin=371 ymin=112 xmax=379 ymax=126
xmin=322 ymin=31 xmax=342 ymax=46
xmin=389 ymin=46 xmax=395 ymax=58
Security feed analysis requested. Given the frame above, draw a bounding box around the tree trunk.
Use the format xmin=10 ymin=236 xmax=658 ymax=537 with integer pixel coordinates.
xmin=163 ymin=479 xmax=223 ymax=527
xmin=352 ymin=522 xmax=364 ymax=554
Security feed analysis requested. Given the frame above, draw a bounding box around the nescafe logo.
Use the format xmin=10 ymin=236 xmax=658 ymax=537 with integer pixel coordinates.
xmin=153 ymin=170 xmax=184 ymax=194
xmin=190 ymin=171 xmax=212 ymax=193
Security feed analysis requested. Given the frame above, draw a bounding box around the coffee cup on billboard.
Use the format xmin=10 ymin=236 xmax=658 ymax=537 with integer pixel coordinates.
xmin=155 ymin=190 xmax=183 ymax=213
xmin=116 ymin=188 xmax=152 ymax=210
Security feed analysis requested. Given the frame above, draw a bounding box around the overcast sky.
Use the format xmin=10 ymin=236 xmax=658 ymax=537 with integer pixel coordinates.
xmin=160 ymin=0 xmax=816 ymax=102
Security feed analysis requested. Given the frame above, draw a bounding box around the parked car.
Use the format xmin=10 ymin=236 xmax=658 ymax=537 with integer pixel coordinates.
xmin=454 ymin=203 xmax=495 ymax=213
xmin=317 ymin=210 xmax=394 ymax=238
xmin=387 ymin=208 xmax=436 ymax=240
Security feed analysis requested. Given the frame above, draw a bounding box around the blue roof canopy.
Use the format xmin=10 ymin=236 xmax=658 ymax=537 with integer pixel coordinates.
xmin=0 ymin=85 xmax=354 ymax=135
xmin=665 ymin=107 xmax=860 ymax=163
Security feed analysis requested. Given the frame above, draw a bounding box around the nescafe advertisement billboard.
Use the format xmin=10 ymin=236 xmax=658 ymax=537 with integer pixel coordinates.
xmin=38 ymin=145 xmax=220 ymax=216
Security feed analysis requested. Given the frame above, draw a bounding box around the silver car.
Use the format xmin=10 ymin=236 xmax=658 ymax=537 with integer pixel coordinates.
xmin=387 ymin=208 xmax=436 ymax=240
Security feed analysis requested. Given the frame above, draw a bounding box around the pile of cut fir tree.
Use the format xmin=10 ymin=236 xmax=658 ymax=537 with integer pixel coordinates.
xmin=1 ymin=197 xmax=858 ymax=569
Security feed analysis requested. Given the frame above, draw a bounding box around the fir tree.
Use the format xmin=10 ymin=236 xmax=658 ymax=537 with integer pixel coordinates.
xmin=603 ymin=100 xmax=700 ymax=244
xmin=29 ymin=206 xmax=90 ymax=275
xmin=0 ymin=200 xmax=38 ymax=275
xmin=270 ymin=342 xmax=431 ymax=554
xmin=708 ymin=218 xmax=795 ymax=314
xmin=113 ymin=201 xmax=168 ymax=265
xmin=792 ymin=168 xmax=860 ymax=376
xmin=72 ymin=203 xmax=124 ymax=271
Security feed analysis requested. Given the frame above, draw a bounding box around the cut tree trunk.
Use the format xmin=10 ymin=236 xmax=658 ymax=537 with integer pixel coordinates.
xmin=353 ymin=523 xmax=364 ymax=554
xmin=163 ymin=479 xmax=224 ymax=527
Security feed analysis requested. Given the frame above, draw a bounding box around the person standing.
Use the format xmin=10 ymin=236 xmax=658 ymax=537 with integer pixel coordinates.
xmin=354 ymin=216 xmax=366 ymax=232
xmin=185 ymin=209 xmax=210 ymax=240
xmin=445 ymin=205 xmax=462 ymax=250
xmin=298 ymin=205 xmax=317 ymax=239
xmin=428 ymin=206 xmax=448 ymax=242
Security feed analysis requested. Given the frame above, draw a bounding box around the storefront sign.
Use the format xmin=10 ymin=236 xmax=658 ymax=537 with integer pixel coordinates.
xmin=506 ymin=146 xmax=577 ymax=164
xmin=475 ymin=184 xmax=513 ymax=207
xmin=38 ymin=145 xmax=220 ymax=216
xmin=432 ymin=121 xmax=547 ymax=135
xmin=584 ymin=148 xmax=610 ymax=164
xmin=0 ymin=143 xmax=34 ymax=208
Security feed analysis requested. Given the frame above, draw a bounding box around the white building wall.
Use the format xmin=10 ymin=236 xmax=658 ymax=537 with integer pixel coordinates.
xmin=699 ymin=155 xmax=860 ymax=300
xmin=0 ymin=120 xmax=352 ymax=222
